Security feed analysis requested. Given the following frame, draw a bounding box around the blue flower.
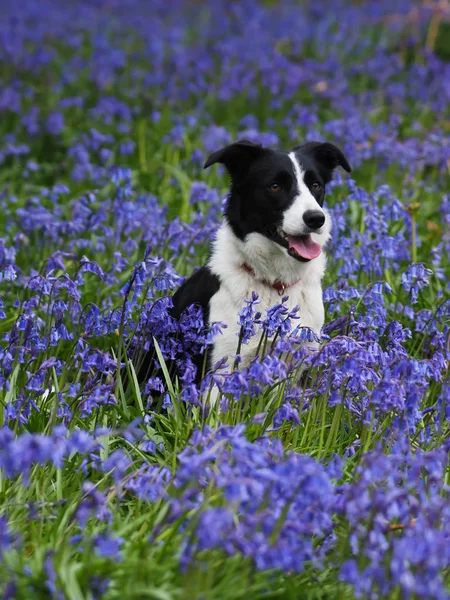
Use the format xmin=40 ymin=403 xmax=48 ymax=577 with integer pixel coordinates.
xmin=401 ymin=263 xmax=433 ymax=304
xmin=45 ymin=112 xmax=65 ymax=135
xmin=238 ymin=292 xmax=261 ymax=345
xmin=94 ymin=534 xmax=124 ymax=561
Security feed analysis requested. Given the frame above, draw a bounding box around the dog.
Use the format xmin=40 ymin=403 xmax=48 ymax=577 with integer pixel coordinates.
xmin=138 ymin=139 xmax=351 ymax=387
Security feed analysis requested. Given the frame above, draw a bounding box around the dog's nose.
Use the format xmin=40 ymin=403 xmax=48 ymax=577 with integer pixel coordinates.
xmin=303 ymin=210 xmax=325 ymax=229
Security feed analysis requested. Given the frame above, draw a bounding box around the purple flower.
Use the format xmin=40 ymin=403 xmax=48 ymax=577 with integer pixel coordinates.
xmin=401 ymin=263 xmax=433 ymax=304
xmin=261 ymin=298 xmax=300 ymax=338
xmin=46 ymin=112 xmax=65 ymax=135
xmin=44 ymin=552 xmax=64 ymax=599
xmin=238 ymin=292 xmax=261 ymax=345
xmin=103 ymin=449 xmax=131 ymax=485
xmin=94 ymin=533 xmax=124 ymax=561
xmin=80 ymin=256 xmax=106 ymax=280
xmin=202 ymin=126 xmax=231 ymax=153
xmin=0 ymin=516 xmax=16 ymax=557
xmin=77 ymin=482 xmax=112 ymax=528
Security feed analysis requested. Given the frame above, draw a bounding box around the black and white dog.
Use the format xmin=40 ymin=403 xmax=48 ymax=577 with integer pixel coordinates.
xmin=140 ymin=140 xmax=351 ymax=385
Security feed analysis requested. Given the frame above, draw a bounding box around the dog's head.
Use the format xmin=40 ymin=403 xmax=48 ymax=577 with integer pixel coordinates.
xmin=204 ymin=139 xmax=351 ymax=262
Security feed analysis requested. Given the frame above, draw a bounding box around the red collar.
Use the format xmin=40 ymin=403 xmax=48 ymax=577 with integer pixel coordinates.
xmin=242 ymin=263 xmax=301 ymax=296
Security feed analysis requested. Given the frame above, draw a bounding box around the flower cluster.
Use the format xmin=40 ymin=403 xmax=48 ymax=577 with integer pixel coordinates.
xmin=0 ymin=0 xmax=448 ymax=597
xmin=337 ymin=441 xmax=450 ymax=599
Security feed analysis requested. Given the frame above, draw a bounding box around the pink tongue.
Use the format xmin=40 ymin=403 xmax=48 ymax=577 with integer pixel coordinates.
xmin=287 ymin=234 xmax=322 ymax=260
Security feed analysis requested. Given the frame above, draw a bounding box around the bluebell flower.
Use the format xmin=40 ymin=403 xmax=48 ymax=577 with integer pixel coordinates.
xmin=79 ymin=257 xmax=106 ymax=280
xmin=201 ymin=126 xmax=231 ymax=153
xmin=401 ymin=263 xmax=433 ymax=304
xmin=44 ymin=552 xmax=64 ymax=599
xmin=238 ymin=292 xmax=261 ymax=345
xmin=238 ymin=129 xmax=279 ymax=146
xmin=94 ymin=534 xmax=124 ymax=561
xmin=77 ymin=482 xmax=112 ymax=528
xmin=103 ymin=449 xmax=131 ymax=485
xmin=45 ymin=112 xmax=65 ymax=135
xmin=261 ymin=298 xmax=300 ymax=338
xmin=0 ymin=515 xmax=17 ymax=557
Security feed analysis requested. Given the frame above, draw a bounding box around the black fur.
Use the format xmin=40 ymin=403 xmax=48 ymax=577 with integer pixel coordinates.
xmin=294 ymin=142 xmax=351 ymax=184
xmin=137 ymin=266 xmax=220 ymax=385
xmin=171 ymin=266 xmax=221 ymax=322
xmin=136 ymin=139 xmax=350 ymax=390
xmin=205 ymin=139 xmax=351 ymax=242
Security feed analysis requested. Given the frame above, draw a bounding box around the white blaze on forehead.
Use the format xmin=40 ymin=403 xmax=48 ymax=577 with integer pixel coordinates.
xmin=282 ymin=152 xmax=324 ymax=235
xmin=288 ymin=151 xmax=317 ymax=204
xmin=288 ymin=152 xmax=306 ymax=192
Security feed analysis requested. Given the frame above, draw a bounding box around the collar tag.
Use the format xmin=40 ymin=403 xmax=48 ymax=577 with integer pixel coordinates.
xmin=242 ymin=263 xmax=300 ymax=294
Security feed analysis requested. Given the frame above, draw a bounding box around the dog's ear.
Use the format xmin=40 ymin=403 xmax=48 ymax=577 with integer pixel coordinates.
xmin=295 ymin=142 xmax=351 ymax=175
xmin=204 ymin=139 xmax=265 ymax=176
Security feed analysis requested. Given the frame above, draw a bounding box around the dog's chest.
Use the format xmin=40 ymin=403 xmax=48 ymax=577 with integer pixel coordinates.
xmin=208 ymin=271 xmax=324 ymax=368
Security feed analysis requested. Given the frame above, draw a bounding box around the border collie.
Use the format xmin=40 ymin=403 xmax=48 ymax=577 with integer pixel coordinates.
xmin=141 ymin=140 xmax=351 ymax=385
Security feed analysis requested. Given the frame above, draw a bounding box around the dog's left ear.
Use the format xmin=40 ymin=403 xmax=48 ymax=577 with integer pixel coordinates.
xmin=204 ymin=139 xmax=266 ymax=178
xmin=295 ymin=142 xmax=351 ymax=177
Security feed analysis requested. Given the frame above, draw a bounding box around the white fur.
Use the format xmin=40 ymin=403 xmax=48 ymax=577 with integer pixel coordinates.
xmin=207 ymin=212 xmax=330 ymax=369
xmin=283 ymin=152 xmax=326 ymax=235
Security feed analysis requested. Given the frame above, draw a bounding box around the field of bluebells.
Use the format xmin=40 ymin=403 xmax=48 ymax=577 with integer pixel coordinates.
xmin=0 ymin=0 xmax=449 ymax=598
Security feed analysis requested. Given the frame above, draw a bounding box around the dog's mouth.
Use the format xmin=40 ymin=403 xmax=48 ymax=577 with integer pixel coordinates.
xmin=273 ymin=229 xmax=322 ymax=262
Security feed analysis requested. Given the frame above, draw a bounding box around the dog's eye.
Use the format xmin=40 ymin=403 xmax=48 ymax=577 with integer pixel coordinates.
xmin=269 ymin=183 xmax=281 ymax=192
xmin=312 ymin=182 xmax=321 ymax=191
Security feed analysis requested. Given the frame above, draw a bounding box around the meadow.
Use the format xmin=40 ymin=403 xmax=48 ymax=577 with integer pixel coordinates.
xmin=0 ymin=0 xmax=449 ymax=598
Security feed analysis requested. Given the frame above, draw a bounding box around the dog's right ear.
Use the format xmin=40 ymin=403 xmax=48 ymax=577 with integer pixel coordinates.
xmin=204 ymin=139 xmax=265 ymax=176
